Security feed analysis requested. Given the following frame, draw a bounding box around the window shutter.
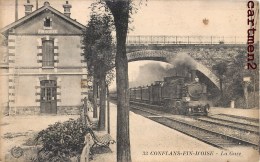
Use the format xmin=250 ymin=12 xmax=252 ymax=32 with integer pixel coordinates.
xmin=42 ymin=40 xmax=54 ymax=67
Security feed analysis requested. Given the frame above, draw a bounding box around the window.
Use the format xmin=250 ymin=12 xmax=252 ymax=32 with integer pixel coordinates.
xmin=44 ymin=18 xmax=52 ymax=29
xmin=40 ymin=80 xmax=57 ymax=101
xmin=40 ymin=80 xmax=56 ymax=101
xmin=42 ymin=39 xmax=54 ymax=67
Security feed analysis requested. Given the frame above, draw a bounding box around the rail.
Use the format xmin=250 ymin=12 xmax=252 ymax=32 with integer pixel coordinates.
xmin=129 ymin=101 xmax=259 ymax=148
xmin=126 ymin=35 xmax=246 ymax=45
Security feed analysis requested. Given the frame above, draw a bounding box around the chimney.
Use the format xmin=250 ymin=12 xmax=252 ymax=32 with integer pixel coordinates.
xmin=24 ymin=0 xmax=33 ymax=16
xmin=63 ymin=1 xmax=72 ymax=17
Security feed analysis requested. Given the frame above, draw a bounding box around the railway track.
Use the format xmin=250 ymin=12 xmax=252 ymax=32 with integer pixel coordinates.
xmin=196 ymin=116 xmax=259 ymax=135
xmin=129 ymin=103 xmax=259 ymax=149
xmin=208 ymin=114 xmax=259 ymax=127
xmin=130 ymin=101 xmax=259 ymax=134
xmin=218 ymin=114 xmax=259 ymax=123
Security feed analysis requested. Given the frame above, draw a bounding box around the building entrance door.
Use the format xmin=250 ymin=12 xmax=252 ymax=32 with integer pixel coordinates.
xmin=40 ymin=80 xmax=57 ymax=114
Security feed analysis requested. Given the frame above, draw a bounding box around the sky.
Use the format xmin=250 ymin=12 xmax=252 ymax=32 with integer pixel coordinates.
xmin=0 ymin=0 xmax=249 ymax=36
xmin=0 ymin=0 xmax=253 ymax=89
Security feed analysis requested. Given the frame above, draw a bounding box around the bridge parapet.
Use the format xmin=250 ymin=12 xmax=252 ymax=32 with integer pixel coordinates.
xmin=126 ymin=35 xmax=246 ymax=45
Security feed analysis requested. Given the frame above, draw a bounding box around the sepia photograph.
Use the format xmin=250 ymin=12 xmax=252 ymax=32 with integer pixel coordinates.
xmin=0 ymin=0 xmax=259 ymax=162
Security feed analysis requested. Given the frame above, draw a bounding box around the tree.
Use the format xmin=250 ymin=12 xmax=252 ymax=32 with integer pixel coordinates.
xmin=225 ymin=51 xmax=259 ymax=107
xmin=82 ymin=14 xmax=114 ymax=130
xmin=102 ymin=1 xmax=132 ymax=161
xmin=89 ymin=0 xmax=145 ymax=160
xmin=213 ymin=62 xmax=227 ymax=98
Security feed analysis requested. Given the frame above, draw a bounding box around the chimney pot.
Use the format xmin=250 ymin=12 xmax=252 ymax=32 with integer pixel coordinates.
xmin=24 ymin=0 xmax=34 ymax=16
xmin=63 ymin=1 xmax=72 ymax=17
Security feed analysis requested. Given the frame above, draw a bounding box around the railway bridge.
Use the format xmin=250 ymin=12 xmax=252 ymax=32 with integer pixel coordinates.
xmin=126 ymin=35 xmax=247 ymax=90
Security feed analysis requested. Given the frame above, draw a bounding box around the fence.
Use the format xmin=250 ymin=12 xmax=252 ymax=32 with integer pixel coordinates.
xmin=126 ymin=35 xmax=246 ymax=45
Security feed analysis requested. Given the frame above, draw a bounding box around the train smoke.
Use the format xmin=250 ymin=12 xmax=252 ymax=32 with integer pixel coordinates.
xmin=129 ymin=63 xmax=172 ymax=87
xmin=168 ymin=53 xmax=197 ymax=70
xmin=129 ymin=53 xmax=197 ymax=88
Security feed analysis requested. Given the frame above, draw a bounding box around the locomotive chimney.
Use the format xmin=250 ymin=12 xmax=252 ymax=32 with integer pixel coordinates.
xmin=191 ymin=70 xmax=196 ymax=81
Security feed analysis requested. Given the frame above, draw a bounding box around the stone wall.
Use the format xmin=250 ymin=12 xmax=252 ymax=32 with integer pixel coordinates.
xmin=57 ymin=106 xmax=81 ymax=115
xmin=4 ymin=106 xmax=82 ymax=115
xmin=8 ymin=106 xmax=40 ymax=115
xmin=4 ymin=34 xmax=86 ymax=115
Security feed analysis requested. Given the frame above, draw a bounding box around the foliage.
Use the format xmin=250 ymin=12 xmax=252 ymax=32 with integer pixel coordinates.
xmin=87 ymin=0 xmax=147 ymax=161
xmin=215 ymin=49 xmax=259 ymax=107
xmin=82 ymin=13 xmax=115 ymax=85
xmin=213 ymin=62 xmax=227 ymax=76
xmin=34 ymin=118 xmax=91 ymax=161
xmin=212 ymin=62 xmax=227 ymax=99
xmin=90 ymin=0 xmax=148 ymax=33
xmin=101 ymin=1 xmax=132 ymax=161
xmin=82 ymin=13 xmax=115 ymax=129
xmin=225 ymin=51 xmax=253 ymax=97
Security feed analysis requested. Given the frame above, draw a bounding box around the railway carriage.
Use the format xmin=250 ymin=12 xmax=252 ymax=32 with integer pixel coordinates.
xmin=141 ymin=86 xmax=150 ymax=102
xmin=135 ymin=87 xmax=142 ymax=100
xmin=129 ymin=87 xmax=136 ymax=100
xmin=150 ymin=81 xmax=163 ymax=104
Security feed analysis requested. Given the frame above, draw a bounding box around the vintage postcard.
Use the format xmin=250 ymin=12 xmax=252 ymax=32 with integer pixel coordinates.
xmin=0 ymin=0 xmax=259 ymax=162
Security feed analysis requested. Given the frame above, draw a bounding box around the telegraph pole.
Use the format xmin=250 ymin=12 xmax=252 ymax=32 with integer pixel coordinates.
xmin=243 ymin=77 xmax=251 ymax=109
xmin=15 ymin=0 xmax=18 ymax=21
xmin=106 ymin=84 xmax=110 ymax=134
xmin=36 ymin=0 xmax=39 ymax=9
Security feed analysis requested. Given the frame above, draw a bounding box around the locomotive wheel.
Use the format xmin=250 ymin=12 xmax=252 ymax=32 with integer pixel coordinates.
xmin=175 ymin=102 xmax=182 ymax=115
xmin=170 ymin=106 xmax=177 ymax=114
xmin=174 ymin=107 xmax=179 ymax=114
xmin=163 ymin=100 xmax=170 ymax=111
xmin=186 ymin=108 xmax=191 ymax=115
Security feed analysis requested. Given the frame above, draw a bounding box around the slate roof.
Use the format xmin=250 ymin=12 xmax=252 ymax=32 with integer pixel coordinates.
xmin=1 ymin=2 xmax=86 ymax=36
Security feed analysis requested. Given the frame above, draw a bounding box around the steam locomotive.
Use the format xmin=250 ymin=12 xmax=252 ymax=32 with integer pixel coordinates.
xmin=129 ymin=68 xmax=210 ymax=116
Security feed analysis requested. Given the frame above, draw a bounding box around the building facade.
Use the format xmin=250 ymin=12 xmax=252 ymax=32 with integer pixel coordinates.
xmin=1 ymin=1 xmax=87 ymax=115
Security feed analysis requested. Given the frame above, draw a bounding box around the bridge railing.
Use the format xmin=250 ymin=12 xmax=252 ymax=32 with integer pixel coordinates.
xmin=126 ymin=36 xmax=246 ymax=45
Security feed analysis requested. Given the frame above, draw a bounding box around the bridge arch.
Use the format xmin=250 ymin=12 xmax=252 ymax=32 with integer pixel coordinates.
xmin=127 ymin=50 xmax=220 ymax=89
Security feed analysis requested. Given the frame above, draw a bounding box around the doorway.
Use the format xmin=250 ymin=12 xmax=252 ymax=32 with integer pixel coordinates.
xmin=40 ymin=80 xmax=57 ymax=114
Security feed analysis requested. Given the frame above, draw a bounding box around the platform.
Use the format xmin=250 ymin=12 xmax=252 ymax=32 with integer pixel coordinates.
xmin=88 ymin=103 xmax=259 ymax=162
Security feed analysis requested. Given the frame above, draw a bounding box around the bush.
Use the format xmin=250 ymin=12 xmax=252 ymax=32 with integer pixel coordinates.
xmin=34 ymin=118 xmax=91 ymax=161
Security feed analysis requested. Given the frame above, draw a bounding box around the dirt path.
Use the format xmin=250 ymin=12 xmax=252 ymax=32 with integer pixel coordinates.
xmin=1 ymin=115 xmax=79 ymax=161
